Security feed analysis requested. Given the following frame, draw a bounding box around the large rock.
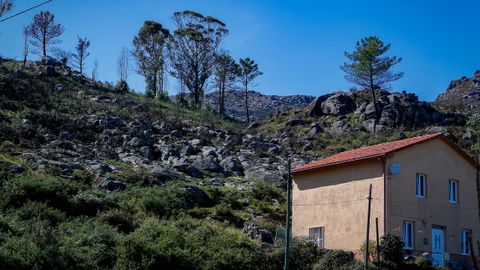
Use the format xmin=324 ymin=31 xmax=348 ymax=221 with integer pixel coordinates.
xmin=220 ymin=156 xmax=243 ymax=173
xmin=321 ymin=93 xmax=355 ymax=115
xmin=379 ymin=104 xmax=401 ymax=128
xmin=305 ymin=124 xmax=323 ymax=140
xmin=285 ymin=118 xmax=306 ymax=127
xmin=306 ymin=94 xmax=331 ymax=116
xmin=173 ymin=158 xmax=204 ymax=178
xmin=361 ymin=119 xmax=388 ymax=134
xmin=330 ymin=120 xmax=351 ymax=135
xmin=192 ymin=158 xmax=224 ymax=173
xmin=149 ymin=166 xmax=182 ymax=183
xmin=244 ymin=166 xmax=285 ymax=187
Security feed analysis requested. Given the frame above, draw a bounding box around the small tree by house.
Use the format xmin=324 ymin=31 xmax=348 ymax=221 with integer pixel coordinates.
xmin=27 ymin=11 xmax=64 ymax=57
xmin=73 ymin=36 xmax=90 ymax=74
xmin=214 ymin=52 xmax=239 ymax=115
xmin=238 ymin=57 xmax=262 ymax=123
xmin=341 ymin=36 xmax=403 ymax=132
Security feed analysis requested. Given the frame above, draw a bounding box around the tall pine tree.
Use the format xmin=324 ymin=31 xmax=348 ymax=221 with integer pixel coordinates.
xmin=341 ymin=36 xmax=403 ymax=132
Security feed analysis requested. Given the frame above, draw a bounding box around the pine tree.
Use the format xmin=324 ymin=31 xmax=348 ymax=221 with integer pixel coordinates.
xmin=341 ymin=36 xmax=403 ymax=132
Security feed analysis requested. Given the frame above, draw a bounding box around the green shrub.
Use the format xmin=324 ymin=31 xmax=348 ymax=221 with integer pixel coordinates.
xmin=250 ymin=182 xmax=283 ymax=202
xmin=98 ymin=208 xmax=136 ymax=233
xmin=70 ymin=189 xmax=113 ymax=216
xmin=114 ymin=80 xmax=129 ymax=93
xmin=0 ymin=174 xmax=79 ymax=211
xmin=261 ymin=237 xmax=323 ymax=270
xmin=13 ymin=201 xmax=65 ymax=226
xmin=115 ymin=217 xmax=258 ymax=270
xmin=360 ymin=240 xmax=378 ymax=263
xmin=313 ymin=249 xmax=362 ymax=270
xmin=58 ymin=219 xmax=119 ymax=270
xmin=380 ymin=232 xmax=404 ymax=266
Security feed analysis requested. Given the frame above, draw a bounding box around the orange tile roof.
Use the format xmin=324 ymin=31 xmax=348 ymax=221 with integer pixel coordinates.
xmin=292 ymin=133 xmax=443 ymax=173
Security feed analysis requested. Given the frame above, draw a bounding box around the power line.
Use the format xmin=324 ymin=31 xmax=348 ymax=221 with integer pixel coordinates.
xmin=0 ymin=0 xmax=53 ymax=23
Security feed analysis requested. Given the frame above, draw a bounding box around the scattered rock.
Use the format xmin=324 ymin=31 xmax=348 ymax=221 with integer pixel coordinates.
xmin=243 ymin=221 xmax=274 ymax=244
xmin=285 ymin=118 xmax=306 ymax=127
xmin=100 ymin=178 xmax=127 ymax=192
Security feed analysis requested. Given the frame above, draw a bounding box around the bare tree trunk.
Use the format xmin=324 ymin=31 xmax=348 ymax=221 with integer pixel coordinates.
xmin=369 ymin=74 xmax=379 ymax=134
xmin=42 ymin=32 xmax=46 ymax=57
xmin=221 ymin=85 xmax=225 ymax=115
xmin=152 ymin=71 xmax=158 ymax=99
xmin=218 ymin=81 xmax=223 ymax=115
xmin=245 ymin=79 xmax=250 ymax=123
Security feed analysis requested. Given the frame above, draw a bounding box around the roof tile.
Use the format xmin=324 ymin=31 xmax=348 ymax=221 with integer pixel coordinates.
xmin=292 ymin=133 xmax=442 ymax=173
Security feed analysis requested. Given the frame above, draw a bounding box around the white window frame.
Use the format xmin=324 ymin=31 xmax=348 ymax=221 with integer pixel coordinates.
xmin=403 ymin=221 xmax=414 ymax=250
xmin=309 ymin=226 xmax=324 ymax=248
xmin=461 ymin=229 xmax=471 ymax=255
xmin=416 ymin=174 xmax=426 ymax=198
xmin=449 ymin=179 xmax=458 ymax=204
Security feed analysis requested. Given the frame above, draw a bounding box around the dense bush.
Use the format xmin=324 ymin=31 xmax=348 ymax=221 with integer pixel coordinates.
xmin=380 ymin=232 xmax=404 ymax=267
xmin=313 ymin=249 xmax=363 ymax=270
xmin=0 ymin=174 xmax=80 ymax=211
xmin=115 ymin=217 xmax=258 ymax=270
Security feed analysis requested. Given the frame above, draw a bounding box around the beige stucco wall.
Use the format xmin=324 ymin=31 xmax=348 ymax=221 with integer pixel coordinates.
xmin=292 ymin=161 xmax=385 ymax=251
xmin=385 ymin=138 xmax=480 ymax=255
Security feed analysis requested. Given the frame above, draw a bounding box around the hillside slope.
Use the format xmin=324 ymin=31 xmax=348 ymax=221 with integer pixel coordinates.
xmin=204 ymin=89 xmax=315 ymax=121
xmin=0 ymin=58 xmax=477 ymax=269
xmin=435 ymin=70 xmax=480 ymax=115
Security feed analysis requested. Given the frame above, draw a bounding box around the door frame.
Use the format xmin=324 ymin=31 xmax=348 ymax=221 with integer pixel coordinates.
xmin=431 ymin=225 xmax=446 ymax=267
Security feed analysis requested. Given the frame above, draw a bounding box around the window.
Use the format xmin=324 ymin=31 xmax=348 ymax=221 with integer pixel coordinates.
xmin=416 ymin=174 xmax=426 ymax=198
xmin=461 ymin=229 xmax=471 ymax=255
xmin=403 ymin=221 xmax=414 ymax=250
xmin=449 ymin=180 xmax=458 ymax=203
xmin=309 ymin=226 xmax=324 ymax=248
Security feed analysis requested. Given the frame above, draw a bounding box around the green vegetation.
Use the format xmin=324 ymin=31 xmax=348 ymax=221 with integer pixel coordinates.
xmin=0 ymin=172 xmax=360 ymax=270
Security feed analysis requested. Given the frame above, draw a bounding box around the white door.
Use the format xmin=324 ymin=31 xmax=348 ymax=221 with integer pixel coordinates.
xmin=432 ymin=227 xmax=445 ymax=267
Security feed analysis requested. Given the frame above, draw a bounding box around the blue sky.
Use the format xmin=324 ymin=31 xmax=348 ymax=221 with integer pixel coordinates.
xmin=1 ymin=0 xmax=479 ymax=101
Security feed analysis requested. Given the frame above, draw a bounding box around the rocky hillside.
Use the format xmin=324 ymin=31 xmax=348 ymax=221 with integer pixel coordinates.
xmin=435 ymin=70 xmax=480 ymax=115
xmin=0 ymin=58 xmax=312 ymax=268
xmin=0 ymin=58 xmax=478 ymax=269
xmin=248 ymin=88 xmax=474 ymax=160
xmin=204 ymin=89 xmax=315 ymax=121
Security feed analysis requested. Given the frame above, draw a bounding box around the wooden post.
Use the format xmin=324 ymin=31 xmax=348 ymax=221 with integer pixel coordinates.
xmin=376 ymin=217 xmax=381 ymax=270
xmin=284 ymin=159 xmax=292 ymax=270
xmin=365 ymin=184 xmax=373 ymax=270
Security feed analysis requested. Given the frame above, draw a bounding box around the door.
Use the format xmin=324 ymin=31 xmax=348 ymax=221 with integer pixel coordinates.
xmin=431 ymin=227 xmax=445 ymax=267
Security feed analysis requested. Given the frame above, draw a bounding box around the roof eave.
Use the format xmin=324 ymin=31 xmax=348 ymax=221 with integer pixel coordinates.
xmin=291 ymin=154 xmax=386 ymax=175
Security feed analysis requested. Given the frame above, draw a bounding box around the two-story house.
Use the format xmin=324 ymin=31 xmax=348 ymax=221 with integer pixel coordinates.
xmin=291 ymin=133 xmax=480 ymax=267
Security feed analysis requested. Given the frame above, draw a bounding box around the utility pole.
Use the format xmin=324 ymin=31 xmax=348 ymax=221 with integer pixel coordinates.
xmin=365 ymin=184 xmax=373 ymax=270
xmin=284 ymin=159 xmax=292 ymax=270
xmin=376 ymin=217 xmax=381 ymax=270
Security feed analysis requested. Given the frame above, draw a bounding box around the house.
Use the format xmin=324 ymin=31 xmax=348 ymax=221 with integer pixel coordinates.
xmin=291 ymin=133 xmax=480 ymax=267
